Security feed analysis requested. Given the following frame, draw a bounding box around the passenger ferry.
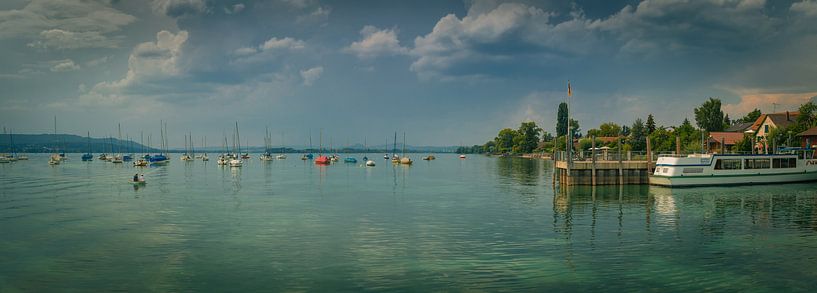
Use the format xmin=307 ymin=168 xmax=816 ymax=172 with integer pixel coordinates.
xmin=650 ymin=150 xmax=817 ymax=187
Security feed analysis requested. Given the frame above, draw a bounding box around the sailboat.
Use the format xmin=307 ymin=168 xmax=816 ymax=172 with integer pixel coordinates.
xmin=260 ymin=127 xmax=274 ymax=161
xmin=400 ymin=132 xmax=413 ymax=165
xmin=217 ymin=135 xmax=229 ymax=165
xmin=343 ymin=138 xmax=357 ymax=163
xmin=180 ymin=133 xmax=193 ymax=161
xmin=229 ymin=122 xmax=244 ymax=167
xmin=314 ymin=129 xmax=330 ymax=165
xmin=9 ymin=129 xmax=27 ymax=161
xmin=149 ymin=121 xmax=169 ymax=165
xmin=48 ymin=116 xmax=62 ymax=165
xmin=391 ymin=132 xmax=400 ymax=164
xmin=110 ymin=136 xmax=123 ymax=164
xmin=301 ymin=130 xmax=314 ymax=160
xmin=81 ymin=131 xmax=93 ymax=161
xmin=133 ymin=132 xmax=148 ymax=166
xmin=276 ymin=132 xmax=287 ymax=159
xmin=364 ymin=137 xmax=375 ymax=166
xmin=1 ymin=127 xmax=13 ymax=163
xmin=201 ymin=137 xmax=209 ymax=161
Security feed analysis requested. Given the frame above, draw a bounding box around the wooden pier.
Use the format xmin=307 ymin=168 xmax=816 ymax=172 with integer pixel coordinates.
xmin=553 ymin=137 xmax=655 ymax=186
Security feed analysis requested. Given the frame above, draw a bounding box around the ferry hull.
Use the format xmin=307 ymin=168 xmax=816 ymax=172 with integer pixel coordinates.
xmin=650 ymin=171 xmax=817 ymax=187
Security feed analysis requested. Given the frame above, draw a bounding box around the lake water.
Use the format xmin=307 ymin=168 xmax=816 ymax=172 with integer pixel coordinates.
xmin=1 ymin=154 xmax=816 ymax=292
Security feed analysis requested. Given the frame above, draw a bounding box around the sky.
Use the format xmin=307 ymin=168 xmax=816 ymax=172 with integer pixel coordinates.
xmin=2 ymin=0 xmax=817 ymax=147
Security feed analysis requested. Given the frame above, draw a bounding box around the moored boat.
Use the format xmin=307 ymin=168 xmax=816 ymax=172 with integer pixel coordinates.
xmin=650 ymin=151 xmax=817 ymax=187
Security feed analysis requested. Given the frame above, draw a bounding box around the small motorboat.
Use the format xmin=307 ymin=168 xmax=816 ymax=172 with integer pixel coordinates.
xmin=82 ymin=153 xmax=93 ymax=161
xmin=365 ymin=160 xmax=376 ymax=167
xmin=241 ymin=153 xmax=250 ymax=159
xmin=315 ymin=155 xmax=331 ymax=165
xmin=459 ymin=154 xmax=466 ymax=159
xmin=276 ymin=154 xmax=287 ymax=160
xmin=229 ymin=158 xmax=243 ymax=167
xmin=383 ymin=154 xmax=389 ymax=159
xmin=133 ymin=159 xmax=148 ymax=167
xmin=400 ymin=157 xmax=413 ymax=165
xmin=201 ymin=154 xmax=209 ymax=161
xmin=344 ymin=157 xmax=357 ymax=163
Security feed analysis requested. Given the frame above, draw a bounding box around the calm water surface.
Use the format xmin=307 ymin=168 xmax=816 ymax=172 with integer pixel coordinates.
xmin=1 ymin=154 xmax=816 ymax=292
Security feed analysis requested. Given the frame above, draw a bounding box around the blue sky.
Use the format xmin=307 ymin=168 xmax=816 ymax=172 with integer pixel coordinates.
xmin=2 ymin=0 xmax=817 ymax=147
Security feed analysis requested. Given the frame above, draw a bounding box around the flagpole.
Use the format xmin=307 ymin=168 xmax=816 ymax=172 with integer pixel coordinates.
xmin=566 ymin=80 xmax=572 ymax=180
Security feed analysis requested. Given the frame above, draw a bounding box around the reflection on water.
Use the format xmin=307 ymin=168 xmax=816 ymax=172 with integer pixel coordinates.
xmin=1 ymin=154 xmax=816 ymax=291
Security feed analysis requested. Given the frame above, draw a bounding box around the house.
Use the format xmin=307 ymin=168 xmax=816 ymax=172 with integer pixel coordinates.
xmin=725 ymin=122 xmax=754 ymax=132
xmin=754 ymin=111 xmax=799 ymax=138
xmin=798 ymin=126 xmax=817 ymax=149
xmin=707 ymin=132 xmax=746 ymax=153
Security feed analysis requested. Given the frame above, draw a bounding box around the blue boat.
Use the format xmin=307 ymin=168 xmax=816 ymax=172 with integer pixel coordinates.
xmin=123 ymin=155 xmax=133 ymax=162
xmin=344 ymin=157 xmax=357 ymax=163
xmin=82 ymin=131 xmax=93 ymax=161
xmin=306 ymin=153 xmax=314 ymax=159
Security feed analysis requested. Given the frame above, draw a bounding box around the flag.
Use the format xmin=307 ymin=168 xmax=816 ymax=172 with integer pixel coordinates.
xmin=567 ymin=81 xmax=572 ymax=97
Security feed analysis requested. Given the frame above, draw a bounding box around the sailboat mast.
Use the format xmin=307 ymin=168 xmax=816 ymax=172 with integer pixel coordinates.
xmin=319 ymin=128 xmax=323 ymax=155
xmin=235 ymin=121 xmax=241 ymax=154
xmin=393 ymin=132 xmax=397 ymax=156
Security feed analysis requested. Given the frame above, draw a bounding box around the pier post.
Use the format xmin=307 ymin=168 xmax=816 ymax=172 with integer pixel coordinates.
xmin=618 ymin=137 xmax=624 ymax=185
xmin=721 ymin=137 xmax=725 ymax=154
xmin=646 ymin=136 xmax=653 ymax=173
xmin=591 ymin=136 xmax=597 ymax=186
xmin=676 ymin=136 xmax=681 ymax=155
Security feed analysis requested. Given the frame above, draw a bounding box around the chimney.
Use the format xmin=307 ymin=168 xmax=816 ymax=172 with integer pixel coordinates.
xmin=787 ymin=111 xmax=790 ymax=121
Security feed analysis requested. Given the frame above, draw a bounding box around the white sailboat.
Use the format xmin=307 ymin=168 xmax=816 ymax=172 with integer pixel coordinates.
xmin=229 ymin=122 xmax=243 ymax=167
xmin=276 ymin=131 xmax=287 ymax=160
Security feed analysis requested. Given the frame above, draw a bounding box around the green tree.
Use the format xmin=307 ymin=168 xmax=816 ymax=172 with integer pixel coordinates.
xmin=648 ymin=127 xmax=674 ymax=152
xmin=694 ymin=98 xmax=725 ymax=131
xmin=797 ymin=101 xmax=817 ymax=128
xmin=494 ymin=128 xmax=518 ymax=154
xmin=630 ymin=118 xmax=646 ymax=151
xmin=646 ymin=114 xmax=656 ymax=134
xmin=723 ymin=114 xmax=731 ymax=128
xmin=516 ymin=121 xmax=543 ymax=153
xmin=739 ymin=108 xmax=762 ymax=123
xmin=482 ymin=141 xmax=496 ymax=153
xmin=556 ymin=102 xmax=568 ymax=137
xmin=569 ymin=119 xmax=581 ymax=138
xmin=621 ymin=125 xmax=631 ymax=137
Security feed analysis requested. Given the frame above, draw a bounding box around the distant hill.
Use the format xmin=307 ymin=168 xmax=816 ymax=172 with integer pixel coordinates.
xmin=0 ymin=134 xmax=158 ymax=153
xmin=0 ymin=134 xmax=460 ymax=153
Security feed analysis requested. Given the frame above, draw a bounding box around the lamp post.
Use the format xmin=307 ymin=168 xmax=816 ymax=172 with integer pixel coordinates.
xmin=745 ymin=129 xmax=756 ymax=154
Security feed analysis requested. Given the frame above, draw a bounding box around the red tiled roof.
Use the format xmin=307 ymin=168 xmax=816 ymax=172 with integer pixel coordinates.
xmin=798 ymin=126 xmax=817 ymax=137
xmin=708 ymin=132 xmax=745 ymax=145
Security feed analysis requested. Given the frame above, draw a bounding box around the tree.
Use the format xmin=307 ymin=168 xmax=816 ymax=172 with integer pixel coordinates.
xmin=541 ymin=131 xmax=554 ymax=142
xmin=797 ymin=101 xmax=817 ymax=128
xmin=646 ymin=114 xmax=656 ymax=135
xmin=621 ymin=125 xmax=631 ymax=137
xmin=569 ymin=119 xmax=581 ymax=138
xmin=694 ymin=97 xmax=725 ymax=131
xmin=516 ymin=121 xmax=543 ymax=153
xmin=556 ymin=102 xmax=568 ymax=137
xmin=723 ymin=114 xmax=731 ymax=128
xmin=494 ymin=128 xmax=518 ymax=154
xmin=630 ymin=118 xmax=646 ymax=151
xmin=739 ymin=108 xmax=762 ymax=123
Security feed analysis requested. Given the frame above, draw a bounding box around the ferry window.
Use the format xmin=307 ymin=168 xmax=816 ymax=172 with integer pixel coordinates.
xmin=745 ymin=158 xmax=770 ymax=169
xmin=715 ymin=159 xmax=741 ymax=170
xmin=682 ymin=168 xmax=704 ymax=173
xmin=773 ymin=158 xmax=797 ymax=168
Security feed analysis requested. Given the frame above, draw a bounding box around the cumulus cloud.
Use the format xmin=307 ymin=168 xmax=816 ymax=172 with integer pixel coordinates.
xmin=231 ymin=37 xmax=306 ymax=62
xmin=261 ymin=37 xmax=306 ymax=50
xmin=0 ymin=0 xmax=135 ymax=39
xmin=300 ymin=66 xmax=323 ymax=86
xmin=225 ymin=3 xmax=246 ymax=15
xmin=297 ymin=6 xmax=331 ymax=24
xmin=27 ymin=29 xmax=121 ymax=49
xmin=346 ymin=26 xmax=408 ymax=59
xmin=82 ymin=30 xmax=189 ymax=105
xmin=152 ymin=0 xmax=208 ymax=17
xmin=723 ymin=91 xmax=817 ymax=116
xmin=791 ymin=1 xmax=817 ymax=17
xmin=50 ymin=59 xmax=80 ymax=72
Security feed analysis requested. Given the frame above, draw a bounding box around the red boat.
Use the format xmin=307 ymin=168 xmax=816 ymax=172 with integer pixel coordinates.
xmin=314 ymin=155 xmax=330 ymax=165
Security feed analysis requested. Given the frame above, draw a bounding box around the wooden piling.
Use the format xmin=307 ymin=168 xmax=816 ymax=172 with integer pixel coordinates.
xmin=646 ymin=136 xmax=653 ymax=173
xmin=591 ymin=136 xmax=597 ymax=186
xmin=618 ymin=137 xmax=624 ymax=185
xmin=676 ymin=136 xmax=681 ymax=155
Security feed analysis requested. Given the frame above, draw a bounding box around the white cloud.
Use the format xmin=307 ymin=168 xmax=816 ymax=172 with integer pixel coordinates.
xmin=261 ymin=37 xmax=306 ymax=50
xmin=50 ymin=59 xmax=80 ymax=72
xmin=225 ymin=3 xmax=246 ymax=14
xmin=233 ymin=47 xmax=258 ymax=56
xmin=300 ymin=66 xmax=323 ymax=86
xmin=152 ymin=0 xmax=208 ymax=17
xmin=27 ymin=29 xmax=121 ymax=49
xmin=346 ymin=26 xmax=408 ymax=59
xmin=82 ymin=30 xmax=188 ymax=105
xmin=297 ymin=6 xmax=331 ymax=24
xmin=791 ymin=1 xmax=817 ymax=17
xmin=86 ymin=56 xmax=111 ymax=67
xmin=0 ymin=0 xmax=136 ymax=39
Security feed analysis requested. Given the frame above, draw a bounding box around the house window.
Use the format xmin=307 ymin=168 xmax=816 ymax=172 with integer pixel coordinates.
xmin=764 ymin=125 xmax=769 ymax=133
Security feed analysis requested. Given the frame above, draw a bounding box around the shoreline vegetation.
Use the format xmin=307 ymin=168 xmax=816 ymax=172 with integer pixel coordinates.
xmin=458 ymin=98 xmax=817 ymax=157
